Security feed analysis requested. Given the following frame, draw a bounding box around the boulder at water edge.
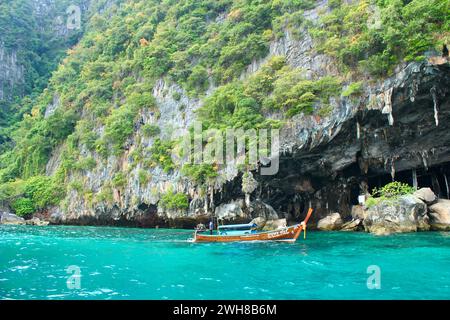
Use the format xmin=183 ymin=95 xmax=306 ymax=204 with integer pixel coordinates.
xmin=262 ymin=218 xmax=287 ymax=231
xmin=351 ymin=205 xmax=366 ymax=220
xmin=25 ymin=218 xmax=50 ymax=226
xmin=317 ymin=212 xmax=343 ymax=231
xmin=413 ymin=188 xmax=437 ymax=204
xmin=340 ymin=219 xmax=362 ymax=231
xmin=363 ymin=195 xmax=429 ymax=235
xmin=0 ymin=212 xmax=25 ymax=225
xmin=428 ymin=199 xmax=450 ymax=231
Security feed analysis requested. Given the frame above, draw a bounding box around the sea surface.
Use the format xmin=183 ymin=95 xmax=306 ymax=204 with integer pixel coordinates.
xmin=0 ymin=225 xmax=449 ymax=300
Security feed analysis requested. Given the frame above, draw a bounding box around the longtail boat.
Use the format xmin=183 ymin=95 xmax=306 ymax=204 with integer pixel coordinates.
xmin=193 ymin=208 xmax=313 ymax=243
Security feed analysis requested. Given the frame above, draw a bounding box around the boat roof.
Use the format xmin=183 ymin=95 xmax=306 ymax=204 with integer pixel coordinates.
xmin=218 ymin=223 xmax=256 ymax=229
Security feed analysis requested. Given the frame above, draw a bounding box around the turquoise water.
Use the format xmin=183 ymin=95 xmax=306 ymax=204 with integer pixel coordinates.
xmin=0 ymin=225 xmax=449 ymax=300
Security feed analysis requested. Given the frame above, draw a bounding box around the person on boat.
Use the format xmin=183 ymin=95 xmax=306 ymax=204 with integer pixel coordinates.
xmin=208 ymin=220 xmax=214 ymax=235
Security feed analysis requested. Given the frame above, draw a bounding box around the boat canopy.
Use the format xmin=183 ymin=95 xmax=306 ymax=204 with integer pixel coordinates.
xmin=218 ymin=223 xmax=257 ymax=231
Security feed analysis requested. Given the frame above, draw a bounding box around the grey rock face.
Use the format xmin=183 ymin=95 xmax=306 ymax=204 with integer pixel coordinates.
xmin=0 ymin=212 xmax=25 ymax=225
xmin=340 ymin=219 xmax=362 ymax=232
xmin=363 ymin=195 xmax=429 ymax=235
xmin=428 ymin=199 xmax=450 ymax=231
xmin=245 ymin=200 xmax=279 ymax=220
xmin=262 ymin=218 xmax=287 ymax=231
xmin=215 ymin=200 xmax=245 ymax=220
xmin=317 ymin=212 xmax=343 ymax=231
xmin=25 ymin=218 xmax=50 ymax=226
xmin=0 ymin=46 xmax=24 ymax=101
xmin=413 ymin=188 xmax=437 ymax=205
xmin=351 ymin=205 xmax=366 ymax=221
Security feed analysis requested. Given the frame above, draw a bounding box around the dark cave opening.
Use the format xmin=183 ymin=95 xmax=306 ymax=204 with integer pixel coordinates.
xmin=138 ymin=203 xmax=158 ymax=214
xmin=366 ymin=162 xmax=450 ymax=199
xmin=350 ymin=183 xmax=360 ymax=206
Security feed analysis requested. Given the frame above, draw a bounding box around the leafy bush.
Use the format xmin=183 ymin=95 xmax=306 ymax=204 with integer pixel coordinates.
xmin=141 ymin=124 xmax=161 ymax=138
xmin=76 ymin=157 xmax=97 ymax=171
xmin=148 ymin=139 xmax=175 ymax=173
xmin=372 ymin=181 xmax=415 ymax=199
xmin=95 ymin=139 xmax=109 ymax=159
xmin=95 ymin=185 xmax=114 ymax=204
xmin=2 ymin=175 xmax=63 ymax=215
xmin=68 ymin=180 xmax=83 ymax=193
xmin=138 ymin=169 xmax=150 ymax=186
xmin=365 ymin=196 xmax=379 ymax=209
xmin=366 ymin=181 xmax=416 ymax=208
xmin=159 ymin=191 xmax=189 ymax=210
xmin=342 ymin=82 xmax=363 ymax=97
xmin=126 ymin=92 xmax=156 ymax=110
xmin=104 ymin=106 xmax=137 ymax=154
xmin=11 ymin=198 xmax=35 ymax=217
xmin=181 ymin=164 xmax=218 ymax=185
xmin=0 ymin=179 xmax=26 ymax=203
xmin=186 ymin=65 xmax=209 ymax=94
xmin=172 ymin=92 xmax=182 ymax=101
xmin=23 ymin=176 xmax=64 ymax=210
xmin=112 ymin=172 xmax=127 ymax=189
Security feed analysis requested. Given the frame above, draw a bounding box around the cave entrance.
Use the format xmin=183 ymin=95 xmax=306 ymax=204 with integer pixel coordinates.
xmin=366 ymin=161 xmax=450 ymax=199
xmin=367 ymin=173 xmax=392 ymax=194
xmin=350 ymin=183 xmax=361 ymax=205
xmin=275 ymin=193 xmax=307 ymax=221
xmin=138 ymin=203 xmax=158 ymax=214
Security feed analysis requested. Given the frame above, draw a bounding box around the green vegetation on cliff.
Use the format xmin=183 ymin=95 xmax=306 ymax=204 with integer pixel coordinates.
xmin=0 ymin=0 xmax=89 ymax=153
xmin=159 ymin=190 xmax=190 ymax=210
xmin=311 ymin=0 xmax=449 ymax=76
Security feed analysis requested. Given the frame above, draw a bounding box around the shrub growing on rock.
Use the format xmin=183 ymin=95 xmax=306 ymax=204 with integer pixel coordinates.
xmin=159 ymin=191 xmax=189 ymax=210
xmin=366 ymin=181 xmax=415 ymax=208
xmin=372 ymin=181 xmax=415 ymax=199
xmin=11 ymin=198 xmax=35 ymax=217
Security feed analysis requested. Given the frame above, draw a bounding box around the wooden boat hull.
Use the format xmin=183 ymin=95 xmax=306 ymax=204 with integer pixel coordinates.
xmin=193 ymin=223 xmax=304 ymax=243
xmin=193 ymin=208 xmax=313 ymax=243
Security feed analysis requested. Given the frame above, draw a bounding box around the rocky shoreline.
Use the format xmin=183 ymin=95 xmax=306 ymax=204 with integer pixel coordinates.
xmin=2 ymin=188 xmax=449 ymax=235
xmin=0 ymin=212 xmax=49 ymax=226
xmin=315 ymin=187 xmax=450 ymax=234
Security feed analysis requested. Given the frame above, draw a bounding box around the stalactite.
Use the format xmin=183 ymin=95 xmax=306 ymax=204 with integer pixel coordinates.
xmin=390 ymin=160 xmax=396 ymax=181
xmin=382 ymin=87 xmax=394 ymax=126
xmin=421 ymin=151 xmax=429 ymax=170
xmin=444 ymin=174 xmax=450 ymax=199
xmin=245 ymin=193 xmax=250 ymax=207
xmin=431 ymin=174 xmax=441 ymax=197
xmin=431 ymin=86 xmax=439 ymax=126
xmin=383 ymin=158 xmax=396 ymax=180
xmin=356 ymin=121 xmax=361 ymax=140
xmin=412 ymin=169 xmax=418 ymax=189
xmin=210 ymin=187 xmax=214 ymax=211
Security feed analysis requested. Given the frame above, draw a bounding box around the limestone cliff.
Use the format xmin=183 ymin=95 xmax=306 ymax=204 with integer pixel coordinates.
xmin=1 ymin=0 xmax=449 ymax=229
xmin=0 ymin=45 xmax=24 ymax=102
